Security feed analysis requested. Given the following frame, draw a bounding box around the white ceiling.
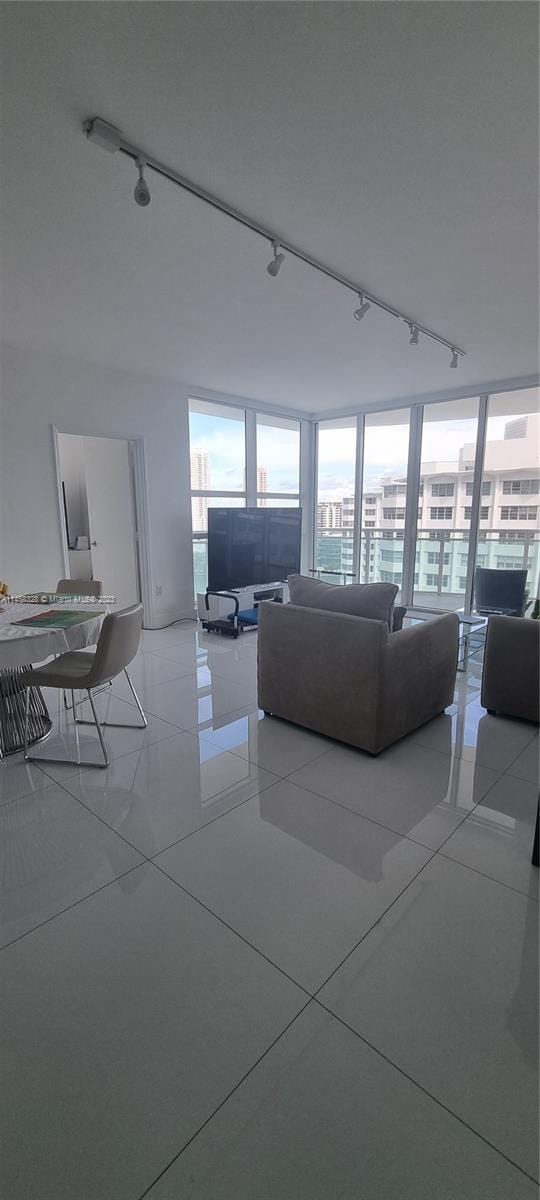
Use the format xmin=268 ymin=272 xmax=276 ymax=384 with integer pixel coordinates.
xmin=0 ymin=2 xmax=538 ymax=414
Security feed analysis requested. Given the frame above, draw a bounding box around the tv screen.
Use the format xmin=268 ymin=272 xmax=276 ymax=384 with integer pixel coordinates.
xmin=207 ymin=507 xmax=302 ymax=592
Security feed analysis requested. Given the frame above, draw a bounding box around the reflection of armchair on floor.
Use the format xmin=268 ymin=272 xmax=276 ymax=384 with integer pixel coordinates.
xmin=259 ymin=734 xmax=453 ymax=880
xmin=481 ymin=615 xmax=539 ymax=724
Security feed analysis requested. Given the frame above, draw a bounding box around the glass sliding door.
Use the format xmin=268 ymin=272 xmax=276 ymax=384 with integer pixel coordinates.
xmin=413 ymin=397 xmax=480 ymax=610
xmin=474 ymin=388 xmax=540 ymax=610
xmin=315 ymin=418 xmax=357 ymax=583
xmin=360 ymin=409 xmax=410 ymax=597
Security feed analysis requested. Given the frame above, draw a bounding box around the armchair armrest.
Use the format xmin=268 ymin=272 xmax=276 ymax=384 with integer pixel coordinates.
xmin=379 ymin=614 xmax=459 ymax=748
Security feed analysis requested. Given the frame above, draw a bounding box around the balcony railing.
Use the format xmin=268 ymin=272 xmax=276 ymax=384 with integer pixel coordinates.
xmin=314 ymin=527 xmax=540 ymax=602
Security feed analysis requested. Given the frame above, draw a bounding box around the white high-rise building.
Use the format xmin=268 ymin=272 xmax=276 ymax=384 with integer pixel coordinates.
xmin=257 ymin=466 xmax=268 ymax=505
xmin=317 ymin=501 xmax=343 ymax=531
xmin=191 ymin=451 xmax=210 ymax=531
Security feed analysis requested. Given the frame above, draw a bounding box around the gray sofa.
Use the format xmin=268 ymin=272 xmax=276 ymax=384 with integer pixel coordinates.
xmin=481 ymin=614 xmax=539 ymax=723
xmin=258 ymin=602 xmax=459 ymax=755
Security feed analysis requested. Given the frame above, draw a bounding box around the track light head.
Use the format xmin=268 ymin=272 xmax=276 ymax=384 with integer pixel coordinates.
xmin=450 ymin=348 xmax=459 ymax=368
xmin=134 ymin=159 xmax=151 ymax=207
xmin=409 ymin=324 xmax=419 ymax=346
xmin=353 ymin=293 xmax=371 ymax=322
xmin=267 ymin=241 xmax=285 ymax=277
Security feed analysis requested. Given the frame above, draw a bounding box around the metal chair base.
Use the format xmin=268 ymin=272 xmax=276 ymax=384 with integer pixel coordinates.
xmin=23 ymin=670 xmax=147 ymax=770
xmin=70 ymin=670 xmax=147 ymax=731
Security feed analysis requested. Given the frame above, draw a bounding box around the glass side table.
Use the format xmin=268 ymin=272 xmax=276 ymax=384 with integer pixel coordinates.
xmin=405 ymin=609 xmax=486 ymax=672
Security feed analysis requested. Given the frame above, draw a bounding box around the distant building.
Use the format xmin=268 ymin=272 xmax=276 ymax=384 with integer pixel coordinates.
xmin=191 ymin=451 xmax=210 ymax=531
xmin=317 ymin=501 xmax=343 ymax=531
xmin=257 ymin=466 xmax=268 ymax=505
xmin=317 ymin=415 xmax=540 ymax=600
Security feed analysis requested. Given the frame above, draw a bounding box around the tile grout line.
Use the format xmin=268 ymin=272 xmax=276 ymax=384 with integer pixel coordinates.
xmin=313 ymin=998 xmax=539 ymax=1186
xmin=271 ymin=759 xmax=493 ymax=853
xmin=3 ymin=716 xmax=533 ymax=954
xmin=54 ymin=740 xmax=281 ymax=856
xmin=310 ymin=848 xmax=440 ymax=999
xmin=436 ymin=849 xmax=539 ymax=900
xmin=0 ymin=863 xmax=145 ymax=953
xmin=134 ymin=997 xmax=314 ymax=1200
xmin=151 ymin=859 xmax=313 ymax=998
xmin=4 ymin=640 xmax=537 ymax=1190
xmin=3 ymin=756 xmax=532 ymax=969
xmin=498 ymin=731 xmax=539 ymax=778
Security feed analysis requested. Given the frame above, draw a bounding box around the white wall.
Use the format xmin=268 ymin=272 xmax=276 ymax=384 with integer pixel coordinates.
xmin=0 ymin=343 xmax=195 ymax=626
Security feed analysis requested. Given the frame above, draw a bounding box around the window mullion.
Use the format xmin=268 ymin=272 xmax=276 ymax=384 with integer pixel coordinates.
xmin=402 ymin=405 xmax=423 ymax=605
xmin=463 ymin=394 xmax=489 ymax=615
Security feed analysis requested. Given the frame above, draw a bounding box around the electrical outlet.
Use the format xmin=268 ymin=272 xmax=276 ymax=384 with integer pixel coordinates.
xmin=155 ymin=584 xmax=162 ymax=596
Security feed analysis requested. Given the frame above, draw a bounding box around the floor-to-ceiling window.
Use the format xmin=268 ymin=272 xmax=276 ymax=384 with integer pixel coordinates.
xmin=312 ymin=386 xmax=539 ymax=614
xmin=314 ymin=418 xmax=357 ymax=583
xmin=189 ymin=399 xmax=246 ymax=596
xmin=359 ymin=409 xmax=410 ymax=597
xmin=474 ymin=388 xmax=540 ymax=608
xmin=189 ymin=401 xmax=302 ymax=597
xmin=413 ymin=398 xmax=480 ymax=610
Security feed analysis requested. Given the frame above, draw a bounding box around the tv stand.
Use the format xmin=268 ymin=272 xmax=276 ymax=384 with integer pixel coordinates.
xmin=198 ymin=582 xmax=288 ymax=638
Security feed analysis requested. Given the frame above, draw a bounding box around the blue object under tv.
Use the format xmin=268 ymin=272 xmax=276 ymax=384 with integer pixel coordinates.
xmin=227 ymin=607 xmax=258 ymax=626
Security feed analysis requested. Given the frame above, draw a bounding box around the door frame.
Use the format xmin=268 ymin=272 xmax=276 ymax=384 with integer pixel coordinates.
xmin=52 ymin=427 xmax=154 ymax=626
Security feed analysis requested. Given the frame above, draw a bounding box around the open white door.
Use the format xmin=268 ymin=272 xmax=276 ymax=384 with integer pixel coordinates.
xmin=83 ymin=436 xmax=139 ymax=609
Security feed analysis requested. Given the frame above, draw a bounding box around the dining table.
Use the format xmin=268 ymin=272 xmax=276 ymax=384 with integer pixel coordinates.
xmin=0 ymin=598 xmax=108 ymax=756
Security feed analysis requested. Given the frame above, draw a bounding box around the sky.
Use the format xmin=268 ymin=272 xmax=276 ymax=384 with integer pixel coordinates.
xmin=190 ymin=407 xmax=538 ymax=503
xmin=189 ymin=411 xmax=300 ymax=492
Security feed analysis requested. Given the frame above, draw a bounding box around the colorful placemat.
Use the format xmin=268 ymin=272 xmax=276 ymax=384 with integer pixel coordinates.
xmin=12 ymin=609 xmax=99 ymax=629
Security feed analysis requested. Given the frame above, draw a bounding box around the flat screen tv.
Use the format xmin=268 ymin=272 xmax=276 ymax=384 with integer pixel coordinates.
xmin=207 ymin=507 xmax=302 ymax=592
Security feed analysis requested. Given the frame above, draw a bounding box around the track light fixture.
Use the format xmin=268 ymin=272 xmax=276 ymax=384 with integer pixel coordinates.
xmin=83 ymin=115 xmax=466 ymax=366
xmin=134 ymin=159 xmax=151 ymax=207
xmin=353 ymin=293 xmax=371 ymax=322
xmin=267 ymin=241 xmax=285 ymax=277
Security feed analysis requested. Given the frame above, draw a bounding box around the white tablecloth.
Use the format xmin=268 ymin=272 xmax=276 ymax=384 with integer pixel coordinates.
xmin=0 ymin=604 xmax=107 ymax=670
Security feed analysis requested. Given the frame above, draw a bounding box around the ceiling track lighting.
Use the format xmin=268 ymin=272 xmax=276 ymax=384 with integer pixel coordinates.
xmin=267 ymin=241 xmax=285 ymax=277
xmin=353 ymin=293 xmax=371 ymax=321
xmin=133 ymin=159 xmax=151 ymax=207
xmin=83 ymin=116 xmax=466 ymax=368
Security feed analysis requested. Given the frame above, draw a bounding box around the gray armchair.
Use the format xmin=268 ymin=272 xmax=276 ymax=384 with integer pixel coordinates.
xmin=481 ymin=614 xmax=539 ymax=723
xmin=258 ymin=602 xmax=459 ymax=755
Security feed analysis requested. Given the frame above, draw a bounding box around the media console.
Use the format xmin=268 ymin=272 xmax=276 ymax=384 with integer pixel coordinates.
xmin=197 ymin=582 xmax=289 ymax=638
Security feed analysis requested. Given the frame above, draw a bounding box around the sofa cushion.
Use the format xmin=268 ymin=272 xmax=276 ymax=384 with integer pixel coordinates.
xmin=287 ymin=574 xmax=398 ymax=628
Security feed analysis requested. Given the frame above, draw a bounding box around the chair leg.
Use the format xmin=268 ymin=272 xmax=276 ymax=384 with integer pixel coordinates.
xmin=73 ymin=670 xmax=147 ymax=730
xmin=24 ymin=685 xmax=110 ymax=769
xmin=122 ymin=669 xmax=148 ymax=728
xmin=87 ymin=689 xmax=111 ymax=767
xmin=23 ymin=686 xmax=30 ymax=760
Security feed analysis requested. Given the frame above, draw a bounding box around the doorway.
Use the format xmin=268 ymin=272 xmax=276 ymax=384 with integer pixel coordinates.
xmin=54 ymin=432 xmax=141 ymax=610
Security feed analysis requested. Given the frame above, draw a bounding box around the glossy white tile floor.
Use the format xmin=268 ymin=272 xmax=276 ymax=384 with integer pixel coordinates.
xmin=1 ymin=620 xmax=538 ymax=1199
